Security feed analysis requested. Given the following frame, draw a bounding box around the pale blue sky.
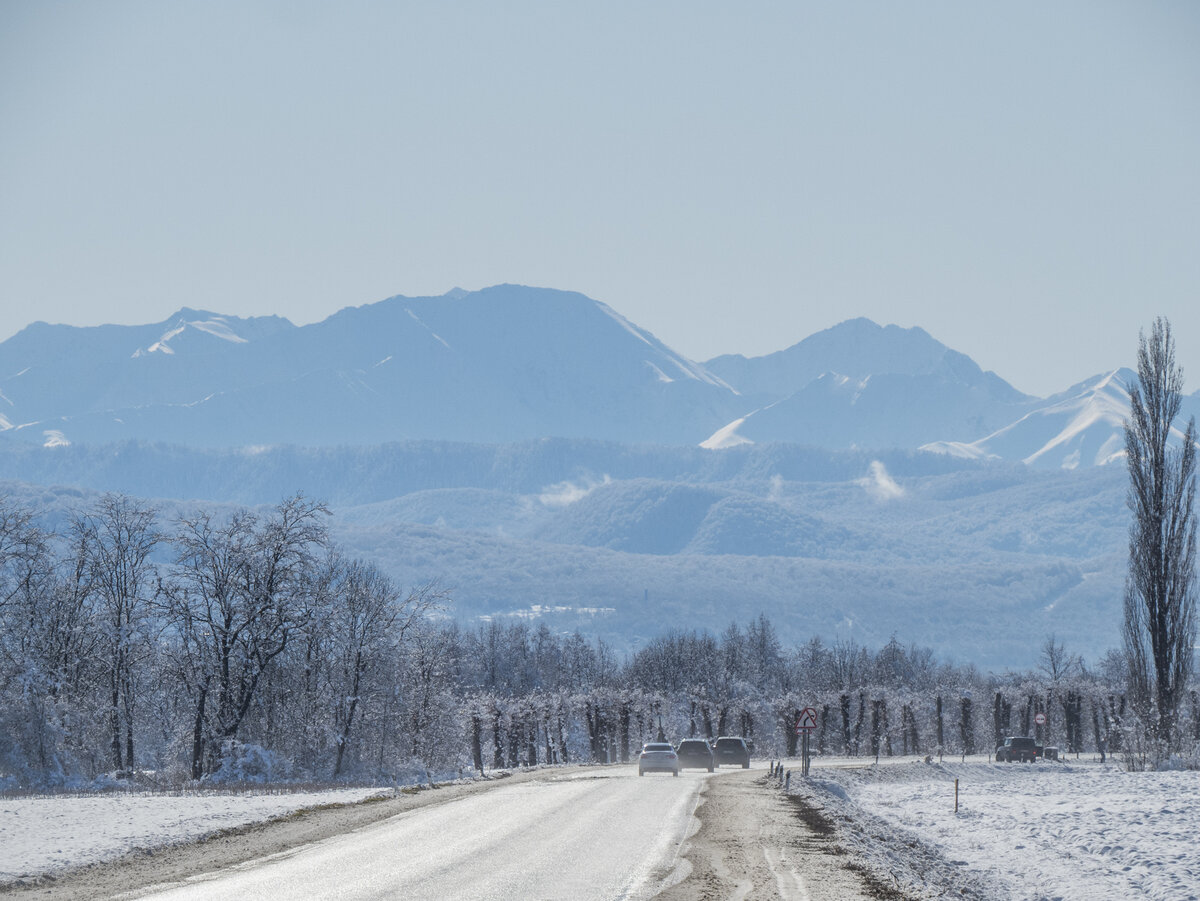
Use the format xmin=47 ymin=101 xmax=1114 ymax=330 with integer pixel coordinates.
xmin=2 ymin=1 xmax=1198 ymax=396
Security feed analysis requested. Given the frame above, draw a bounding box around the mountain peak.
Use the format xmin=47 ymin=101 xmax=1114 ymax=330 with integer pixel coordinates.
xmin=131 ymin=310 xmax=294 ymax=357
xmin=705 ymin=317 xmax=1025 ymax=406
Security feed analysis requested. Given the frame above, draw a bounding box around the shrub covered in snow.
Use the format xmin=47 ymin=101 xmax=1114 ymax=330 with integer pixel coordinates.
xmin=208 ymin=743 xmax=292 ymax=785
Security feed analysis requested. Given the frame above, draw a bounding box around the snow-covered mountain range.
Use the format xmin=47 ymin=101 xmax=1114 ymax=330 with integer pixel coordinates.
xmin=4 ymin=284 xmax=1194 ymax=463
xmin=0 ymin=286 xmax=740 ymax=448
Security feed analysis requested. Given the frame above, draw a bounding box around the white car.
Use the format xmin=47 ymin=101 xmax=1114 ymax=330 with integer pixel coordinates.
xmin=638 ymin=741 xmax=679 ymax=776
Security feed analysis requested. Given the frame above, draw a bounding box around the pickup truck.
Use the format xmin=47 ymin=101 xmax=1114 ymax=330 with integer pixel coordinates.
xmin=995 ymin=736 xmax=1038 ymax=762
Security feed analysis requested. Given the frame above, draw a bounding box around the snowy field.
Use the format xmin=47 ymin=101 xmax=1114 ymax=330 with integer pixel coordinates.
xmin=800 ymin=756 xmax=1200 ymax=900
xmin=0 ymin=786 xmax=388 ymax=884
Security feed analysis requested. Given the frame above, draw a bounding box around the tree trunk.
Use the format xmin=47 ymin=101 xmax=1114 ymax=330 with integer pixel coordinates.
xmin=470 ymin=714 xmax=484 ymax=774
xmin=191 ymin=677 xmax=209 ymax=781
xmin=110 ymin=672 xmax=123 ymax=771
xmin=960 ymin=697 xmax=975 ymax=755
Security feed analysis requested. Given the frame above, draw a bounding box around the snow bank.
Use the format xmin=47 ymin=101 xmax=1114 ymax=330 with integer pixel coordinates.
xmin=795 ymin=758 xmax=1200 ymax=900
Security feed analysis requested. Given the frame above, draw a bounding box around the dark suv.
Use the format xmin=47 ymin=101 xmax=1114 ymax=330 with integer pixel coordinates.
xmin=995 ymin=736 xmax=1038 ymax=762
xmin=711 ymin=736 xmax=750 ymax=768
xmin=676 ymin=738 xmax=715 ymax=772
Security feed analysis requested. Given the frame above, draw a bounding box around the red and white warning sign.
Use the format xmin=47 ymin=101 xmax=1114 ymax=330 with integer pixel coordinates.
xmin=796 ymin=707 xmax=819 ymax=731
xmin=1034 ymin=712 xmax=1047 ymax=726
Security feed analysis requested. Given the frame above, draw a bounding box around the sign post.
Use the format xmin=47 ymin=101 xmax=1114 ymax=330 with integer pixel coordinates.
xmin=795 ymin=706 xmax=818 ymax=777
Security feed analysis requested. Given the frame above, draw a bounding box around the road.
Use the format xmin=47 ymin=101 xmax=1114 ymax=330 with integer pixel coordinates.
xmin=129 ymin=768 xmax=705 ymax=901
xmin=43 ymin=762 xmax=892 ymax=901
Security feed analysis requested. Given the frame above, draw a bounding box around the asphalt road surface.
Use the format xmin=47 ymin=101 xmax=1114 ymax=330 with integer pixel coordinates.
xmin=131 ymin=768 xmax=705 ymax=901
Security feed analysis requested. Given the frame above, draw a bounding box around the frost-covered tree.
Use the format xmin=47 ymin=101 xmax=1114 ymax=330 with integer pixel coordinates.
xmin=165 ymin=495 xmax=329 ymax=778
xmin=74 ymin=494 xmax=161 ymax=772
xmin=399 ymin=621 xmax=463 ymax=778
xmin=0 ymin=502 xmax=88 ymax=782
xmin=329 ymin=560 xmax=443 ymax=778
xmin=1123 ymin=317 xmax=1197 ymax=756
xmin=1039 ymin=634 xmax=1080 ymax=683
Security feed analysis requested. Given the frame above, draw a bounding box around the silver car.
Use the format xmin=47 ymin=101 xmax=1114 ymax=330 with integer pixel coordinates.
xmin=638 ymin=741 xmax=679 ymax=776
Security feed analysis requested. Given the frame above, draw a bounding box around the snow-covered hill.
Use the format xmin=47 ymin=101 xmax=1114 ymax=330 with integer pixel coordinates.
xmin=0 ymin=439 xmax=1131 ymax=667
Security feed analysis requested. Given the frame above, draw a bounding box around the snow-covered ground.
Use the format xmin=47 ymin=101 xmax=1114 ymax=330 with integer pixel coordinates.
xmin=0 ymin=786 xmax=387 ymax=883
xmin=798 ymin=756 xmax=1200 ymax=900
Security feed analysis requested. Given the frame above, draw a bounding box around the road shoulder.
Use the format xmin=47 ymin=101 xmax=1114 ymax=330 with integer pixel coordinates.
xmin=654 ymin=770 xmax=910 ymax=901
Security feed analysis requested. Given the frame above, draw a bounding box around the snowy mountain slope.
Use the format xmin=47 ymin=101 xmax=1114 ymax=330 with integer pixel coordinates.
xmin=701 ymin=319 xmax=1034 ymax=450
xmin=0 ymin=310 xmax=295 ymax=430
xmin=922 ymin=368 xmax=1200 ymax=470
xmin=705 ymin=317 xmax=1028 ymax=406
xmin=0 ymin=286 xmax=743 ymax=447
xmin=702 ymin=368 xmax=1033 ymax=450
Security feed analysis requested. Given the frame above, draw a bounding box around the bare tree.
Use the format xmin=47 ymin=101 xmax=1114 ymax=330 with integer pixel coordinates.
xmin=1123 ymin=317 xmax=1198 ymax=755
xmin=0 ymin=501 xmax=44 ymax=614
xmin=1039 ymin=634 xmax=1080 ymax=683
xmin=401 ymin=620 xmax=463 ymax=779
xmin=167 ymin=495 xmax=329 ymax=778
xmin=74 ymin=494 xmax=161 ymax=772
xmin=330 ymin=559 xmax=443 ymax=778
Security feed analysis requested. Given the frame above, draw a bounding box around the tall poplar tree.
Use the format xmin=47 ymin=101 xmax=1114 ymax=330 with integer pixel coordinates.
xmin=1123 ymin=317 xmax=1197 ymax=756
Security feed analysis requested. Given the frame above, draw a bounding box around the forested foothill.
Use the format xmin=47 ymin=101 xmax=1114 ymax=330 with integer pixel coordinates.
xmin=2 ymin=492 xmax=1190 ymax=791
xmin=0 ymin=436 xmax=1132 ymax=670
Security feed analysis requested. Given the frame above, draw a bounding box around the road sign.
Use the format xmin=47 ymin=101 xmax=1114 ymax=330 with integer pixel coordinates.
xmin=1034 ymin=712 xmax=1046 ymax=726
xmin=795 ymin=708 xmax=818 ymax=777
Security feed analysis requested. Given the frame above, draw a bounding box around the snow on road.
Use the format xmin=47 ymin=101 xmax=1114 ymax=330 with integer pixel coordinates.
xmin=799 ymin=757 xmax=1200 ymax=900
